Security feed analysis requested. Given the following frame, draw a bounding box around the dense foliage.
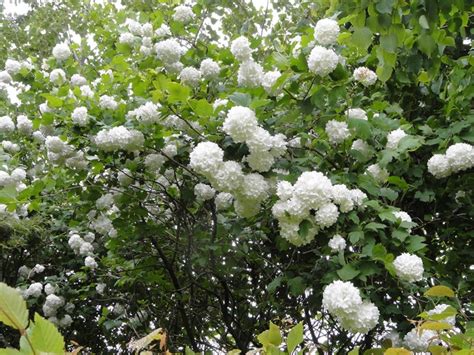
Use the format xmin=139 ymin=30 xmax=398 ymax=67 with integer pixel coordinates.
xmin=0 ymin=0 xmax=473 ymax=353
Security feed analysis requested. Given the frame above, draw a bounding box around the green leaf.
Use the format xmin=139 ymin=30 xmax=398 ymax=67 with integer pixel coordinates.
xmin=287 ymin=322 xmax=303 ymax=354
xmin=166 ymin=82 xmax=190 ymax=103
xmin=29 ymin=313 xmax=65 ymax=353
xmin=348 ymin=118 xmax=371 ymax=140
xmin=337 ymin=264 xmax=360 ymax=281
xmin=349 ymin=231 xmax=364 ymax=244
xmin=258 ymin=322 xmax=282 ymax=348
xmin=228 ymin=92 xmax=251 ymax=107
xmin=375 ymin=0 xmax=394 ymax=14
xmin=287 ymin=277 xmax=305 ymax=296
xmin=420 ymin=321 xmax=452 ymax=330
xmin=419 ymin=15 xmax=430 ymax=29
xmin=189 ymin=99 xmax=213 ymax=117
xmin=41 ymin=93 xmax=63 ymax=108
xmin=351 ymin=27 xmax=373 ymax=50
xmin=372 ymin=244 xmax=387 ymax=260
xmin=424 ymin=285 xmax=455 ymax=298
xmin=0 ymin=283 xmax=28 ymax=330
xmin=0 ymin=350 xmax=23 ymax=354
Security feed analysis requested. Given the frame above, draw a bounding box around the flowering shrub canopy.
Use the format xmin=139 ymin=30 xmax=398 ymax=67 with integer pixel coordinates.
xmin=0 ymin=0 xmax=473 ymax=353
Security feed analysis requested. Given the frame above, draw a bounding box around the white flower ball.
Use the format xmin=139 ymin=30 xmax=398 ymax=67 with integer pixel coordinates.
xmin=194 ymin=183 xmax=216 ymax=201
xmin=173 ymin=5 xmax=195 ymax=23
xmin=189 ymin=142 xmax=224 ymax=176
xmin=351 ymin=139 xmax=370 ymax=156
xmin=393 ymin=253 xmax=424 ymax=282
xmin=223 ymin=106 xmax=259 ymax=143
xmin=71 ymin=74 xmax=87 ymax=86
xmin=49 ymin=69 xmax=67 ymax=84
xmin=16 ymin=115 xmax=32 ymax=134
xmin=0 ymin=70 xmax=12 ymax=83
xmin=119 ymin=32 xmax=136 ymax=45
xmin=79 ymin=241 xmax=94 ymax=256
xmin=52 ymin=43 xmax=72 ymax=61
xmin=403 ymin=328 xmax=437 ymax=352
xmin=276 ymin=181 xmax=294 ymax=201
xmin=246 ymin=150 xmax=275 ymax=172
xmin=314 ymin=18 xmax=340 ymax=46
xmin=322 ymin=280 xmax=362 ymax=317
xmin=200 ymin=59 xmax=220 ymax=79
xmin=5 ymin=59 xmax=22 ymax=75
xmin=346 ymin=108 xmax=367 ymax=120
xmin=84 ymin=256 xmax=98 ymax=269
xmin=325 ymin=120 xmax=350 ymax=144
xmin=308 ymin=46 xmax=339 ymax=76
xmin=25 ymin=282 xmax=43 ymax=298
xmin=445 ymin=142 xmax=474 ymax=172
xmin=179 ymin=67 xmax=202 ymax=87
xmin=71 ymin=106 xmax=89 ymax=126
xmin=0 ymin=116 xmax=15 ymax=133
xmin=338 ymin=301 xmax=380 ymax=334
xmin=386 ymin=128 xmax=407 ymax=149
xmin=237 ymin=60 xmax=263 ymax=88
xmin=328 ymin=234 xmax=346 ymax=252
xmin=315 ymin=203 xmax=339 ymax=228
xmin=215 ymin=192 xmax=233 ymax=211
xmin=44 ymin=283 xmax=56 ymax=295
xmin=427 ymin=154 xmax=451 ymax=178
xmin=366 ymin=164 xmax=389 ymax=183
xmin=353 ymin=67 xmax=377 ymax=86
xmin=99 ymin=95 xmax=118 ymax=110
xmin=155 ymin=39 xmax=185 ymax=65
xmin=231 ymin=36 xmax=252 ymax=62
xmin=262 ymin=70 xmax=282 ymax=95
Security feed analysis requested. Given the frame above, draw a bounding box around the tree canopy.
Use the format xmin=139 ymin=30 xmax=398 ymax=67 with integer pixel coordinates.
xmin=0 ymin=0 xmax=473 ymax=353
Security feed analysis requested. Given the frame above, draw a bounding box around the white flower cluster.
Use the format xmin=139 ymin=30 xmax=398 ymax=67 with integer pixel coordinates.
xmin=71 ymin=74 xmax=88 ymax=87
xmin=427 ymin=142 xmax=474 ymax=178
xmin=215 ymin=192 xmax=233 ymax=211
xmin=386 ymin=128 xmax=407 ymax=149
xmin=180 ymin=66 xmax=202 ymax=87
xmin=68 ymin=231 xmax=99 ymax=269
xmin=49 ymin=69 xmax=66 ymax=84
xmin=308 ymin=45 xmax=339 ymax=76
xmin=144 ymin=153 xmax=166 ymax=174
xmin=0 ymin=70 xmax=12 ymax=83
xmin=173 ymin=5 xmax=195 ymax=23
xmin=271 ymin=171 xmax=366 ymax=246
xmin=99 ymin=95 xmax=119 ymax=110
xmin=237 ymin=59 xmax=263 ymax=88
xmin=346 ymin=108 xmax=367 ymax=121
xmin=90 ymin=213 xmax=116 ymax=237
xmin=155 ymin=38 xmax=186 ymax=65
xmin=328 ymin=234 xmax=346 ymax=252
xmin=262 ymin=70 xmax=282 ymax=95
xmin=127 ymin=101 xmax=161 ymax=125
xmin=0 ymin=168 xmax=27 ymax=190
xmin=314 ymin=18 xmax=340 ymax=46
xmin=25 ymin=282 xmax=43 ymax=298
xmin=194 ymin=183 xmax=215 ymax=202
xmin=393 ymin=211 xmax=412 ymax=224
xmin=71 ymin=106 xmax=89 ymax=127
xmin=322 ymin=280 xmax=379 ymax=334
xmin=17 ymin=115 xmax=33 ymax=134
xmin=155 ymin=24 xmax=171 ymax=38
xmin=95 ymin=126 xmax=144 ymax=152
xmin=0 ymin=115 xmax=15 ymax=133
xmin=393 ymin=253 xmax=424 ymax=282
xmin=325 ymin=120 xmax=350 ymax=144
xmin=231 ymin=37 xmax=253 ymax=62
xmin=4 ymin=59 xmax=32 ymax=75
xmin=366 ymin=163 xmax=389 ymax=183
xmin=403 ymin=328 xmax=437 ymax=351
xmin=223 ymin=106 xmax=287 ymax=172
xmin=353 ymin=67 xmax=377 ymax=86
xmin=43 ymin=293 xmax=65 ymax=318
xmin=189 ymin=142 xmax=270 ymax=217
xmin=45 ymin=136 xmax=87 ymax=170
xmin=200 ymin=59 xmax=220 ymax=79
xmin=52 ymin=43 xmax=72 ymax=61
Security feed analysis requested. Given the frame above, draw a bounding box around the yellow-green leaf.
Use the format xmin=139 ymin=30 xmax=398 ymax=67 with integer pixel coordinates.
xmin=287 ymin=322 xmax=303 ymax=354
xmin=420 ymin=321 xmax=452 ymax=330
xmin=424 ymin=286 xmax=455 ymax=298
xmin=427 ymin=345 xmax=448 ymax=355
xmin=0 ymin=283 xmax=28 ymax=330
xmin=258 ymin=322 xmax=282 ymax=348
xmin=29 ymin=313 xmax=65 ymax=353
xmin=384 ymin=348 xmax=412 ymax=355
xmin=129 ymin=328 xmax=165 ymax=352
